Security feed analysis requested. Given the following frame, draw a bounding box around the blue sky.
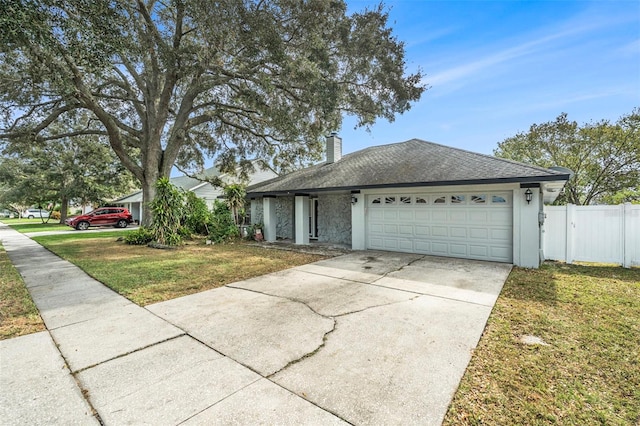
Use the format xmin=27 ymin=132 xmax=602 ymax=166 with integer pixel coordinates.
xmin=339 ymin=0 xmax=640 ymax=156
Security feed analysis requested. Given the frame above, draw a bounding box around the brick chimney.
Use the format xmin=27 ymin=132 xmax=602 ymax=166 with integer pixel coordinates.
xmin=326 ymin=132 xmax=342 ymax=164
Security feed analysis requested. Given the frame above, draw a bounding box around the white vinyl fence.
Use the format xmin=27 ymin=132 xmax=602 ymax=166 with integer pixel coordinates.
xmin=542 ymin=204 xmax=640 ymax=268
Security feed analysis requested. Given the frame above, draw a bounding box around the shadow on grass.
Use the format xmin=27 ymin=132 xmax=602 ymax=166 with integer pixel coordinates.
xmin=500 ymin=265 xmax=559 ymax=306
xmin=551 ymin=261 xmax=640 ymax=284
xmin=502 ymin=261 xmax=640 ymax=307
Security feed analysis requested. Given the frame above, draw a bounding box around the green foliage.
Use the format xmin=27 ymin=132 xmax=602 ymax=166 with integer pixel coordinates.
xmin=599 ymin=188 xmax=640 ymax=205
xmin=1 ymin=0 xmax=423 ymax=218
xmin=223 ymin=184 xmax=247 ymax=226
xmin=495 ymin=110 xmax=640 ymax=205
xmin=208 ymin=200 xmax=239 ymax=243
xmin=149 ymin=178 xmax=184 ymax=246
xmin=0 ymin=115 xmax=136 ymax=221
xmin=246 ymin=223 xmax=265 ymax=241
xmin=124 ymin=227 xmax=154 ymax=245
xmin=183 ymin=191 xmax=212 ymax=236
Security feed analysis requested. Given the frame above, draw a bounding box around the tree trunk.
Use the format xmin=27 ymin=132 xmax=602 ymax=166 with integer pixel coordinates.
xmin=60 ymin=196 xmax=69 ymax=223
xmin=141 ymin=176 xmax=157 ymax=226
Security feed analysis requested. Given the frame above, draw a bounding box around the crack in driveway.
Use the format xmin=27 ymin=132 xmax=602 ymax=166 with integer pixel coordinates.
xmin=226 ymin=283 xmax=421 ymax=377
xmin=369 ymin=254 xmax=427 ymax=284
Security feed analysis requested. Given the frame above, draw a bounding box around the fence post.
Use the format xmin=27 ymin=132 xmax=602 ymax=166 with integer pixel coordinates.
xmin=623 ymin=203 xmax=631 ymax=268
xmin=565 ymin=204 xmax=574 ymax=264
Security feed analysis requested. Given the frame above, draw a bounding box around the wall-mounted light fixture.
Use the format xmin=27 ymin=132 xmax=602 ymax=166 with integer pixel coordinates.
xmin=351 ymin=195 xmax=358 ymax=204
xmin=525 ymin=188 xmax=533 ymax=204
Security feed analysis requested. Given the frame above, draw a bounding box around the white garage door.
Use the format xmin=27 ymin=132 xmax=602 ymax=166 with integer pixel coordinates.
xmin=367 ymin=192 xmax=513 ymax=263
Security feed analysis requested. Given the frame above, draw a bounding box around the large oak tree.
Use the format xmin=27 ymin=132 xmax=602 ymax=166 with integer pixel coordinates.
xmin=494 ymin=110 xmax=640 ymax=205
xmin=0 ymin=0 xmax=424 ymax=224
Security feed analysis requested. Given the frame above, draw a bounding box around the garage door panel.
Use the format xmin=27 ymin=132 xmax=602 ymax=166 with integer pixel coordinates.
xmin=450 ymin=244 xmax=467 ymax=256
xmin=383 ymin=210 xmax=398 ymax=220
xmin=469 ymin=245 xmax=489 ymax=257
xmin=384 ymin=239 xmax=398 ymax=249
xmin=469 ymin=211 xmax=489 ymax=223
xmin=399 ymin=210 xmax=413 ymax=220
xmin=370 ymin=223 xmax=383 ymax=234
xmin=415 ymin=241 xmax=431 ymax=252
xmin=449 ymin=211 xmax=466 ymax=222
xmin=470 ymin=228 xmax=489 ymax=239
xmin=415 ymin=211 xmax=429 ymax=220
xmin=432 ymin=226 xmax=448 ymax=237
xmin=432 ymin=211 xmax=447 ymax=221
xmin=370 ymin=210 xmax=384 ymax=220
xmin=369 ymin=237 xmax=383 ymax=248
xmin=490 ymin=210 xmax=511 ymax=224
xmin=490 ymin=247 xmax=511 ymax=261
xmin=384 ymin=224 xmax=398 ymax=234
xmin=367 ymin=192 xmax=512 ymax=263
xmin=490 ymin=228 xmax=511 ymax=241
xmin=450 ymin=227 xmax=467 ymax=238
xmin=398 ymin=239 xmax=413 ymax=251
xmin=399 ymin=225 xmax=413 ymax=235
xmin=415 ymin=225 xmax=430 ymax=236
xmin=431 ymin=242 xmax=449 ymax=255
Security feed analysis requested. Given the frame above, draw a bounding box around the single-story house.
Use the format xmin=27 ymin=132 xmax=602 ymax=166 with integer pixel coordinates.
xmin=115 ymin=161 xmax=277 ymax=223
xmin=246 ymin=135 xmax=570 ymax=268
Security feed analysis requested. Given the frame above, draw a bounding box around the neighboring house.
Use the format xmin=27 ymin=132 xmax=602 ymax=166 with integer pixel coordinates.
xmin=246 ymin=135 xmax=570 ymax=268
xmin=114 ymin=161 xmax=277 ymax=224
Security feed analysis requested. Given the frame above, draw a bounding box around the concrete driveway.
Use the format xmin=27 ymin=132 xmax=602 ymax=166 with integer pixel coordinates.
xmin=148 ymin=251 xmax=511 ymax=425
xmin=1 ymin=221 xmax=510 ymax=425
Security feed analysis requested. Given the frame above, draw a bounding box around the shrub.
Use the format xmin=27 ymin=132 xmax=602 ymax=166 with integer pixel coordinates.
xmin=208 ymin=200 xmax=239 ymax=243
xmin=223 ymin=184 xmax=247 ymax=225
xmin=124 ymin=226 xmax=154 ymax=245
xmin=183 ymin=191 xmax=212 ymax=236
xmin=50 ymin=211 xmax=61 ymax=220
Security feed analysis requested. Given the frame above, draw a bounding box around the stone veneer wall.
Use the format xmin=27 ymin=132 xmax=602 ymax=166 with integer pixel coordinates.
xmin=250 ymin=196 xmax=293 ymax=239
xmin=318 ymin=193 xmax=352 ymax=245
xmin=251 ymin=198 xmax=264 ymax=225
xmin=276 ymin=196 xmax=294 ymax=239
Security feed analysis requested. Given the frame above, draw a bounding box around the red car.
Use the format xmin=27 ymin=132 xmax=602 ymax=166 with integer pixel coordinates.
xmin=65 ymin=207 xmax=134 ymax=230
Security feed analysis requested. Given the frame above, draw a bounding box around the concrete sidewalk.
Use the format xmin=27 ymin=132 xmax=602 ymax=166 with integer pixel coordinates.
xmin=0 ymin=224 xmax=511 ymax=425
xmin=0 ymin=225 xmax=344 ymax=425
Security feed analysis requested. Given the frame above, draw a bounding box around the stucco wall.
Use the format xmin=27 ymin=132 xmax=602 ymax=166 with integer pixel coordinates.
xmin=318 ymin=193 xmax=352 ymax=245
xmin=276 ymin=196 xmax=294 ymax=239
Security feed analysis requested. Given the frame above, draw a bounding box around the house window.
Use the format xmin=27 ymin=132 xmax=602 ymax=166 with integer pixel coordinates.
xmin=451 ymin=195 xmax=466 ymax=204
xmin=433 ymin=196 xmax=446 ymax=204
xmin=371 ymin=197 xmax=381 ymax=204
xmin=491 ymin=195 xmax=508 ymax=204
xmin=415 ymin=197 xmax=427 ymax=204
xmin=400 ymin=196 xmax=412 ymax=204
xmin=384 ymin=196 xmax=396 ymax=204
xmin=471 ymin=195 xmax=486 ymax=204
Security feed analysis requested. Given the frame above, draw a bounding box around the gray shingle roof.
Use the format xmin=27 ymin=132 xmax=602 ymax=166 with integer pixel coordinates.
xmin=247 ymin=139 xmax=570 ymax=195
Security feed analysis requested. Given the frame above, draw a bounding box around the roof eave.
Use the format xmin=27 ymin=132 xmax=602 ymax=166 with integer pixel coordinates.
xmin=246 ymin=174 xmax=571 ymax=197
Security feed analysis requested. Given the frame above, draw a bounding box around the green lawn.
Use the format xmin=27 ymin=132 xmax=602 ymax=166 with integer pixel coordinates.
xmin=32 ymin=233 xmax=326 ymax=305
xmin=444 ymin=262 xmax=640 ymax=425
xmin=0 ymin=243 xmax=45 ymax=340
xmin=6 ymin=221 xmax=69 ymax=233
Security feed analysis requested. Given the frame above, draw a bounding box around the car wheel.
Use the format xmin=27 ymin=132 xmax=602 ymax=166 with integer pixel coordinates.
xmin=28 ymin=215 xmax=34 ymax=219
xmin=116 ymin=219 xmax=128 ymax=228
xmin=76 ymin=221 xmax=90 ymax=231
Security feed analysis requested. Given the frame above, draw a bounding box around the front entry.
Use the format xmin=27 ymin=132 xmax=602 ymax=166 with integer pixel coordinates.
xmin=309 ymin=198 xmax=319 ymax=239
